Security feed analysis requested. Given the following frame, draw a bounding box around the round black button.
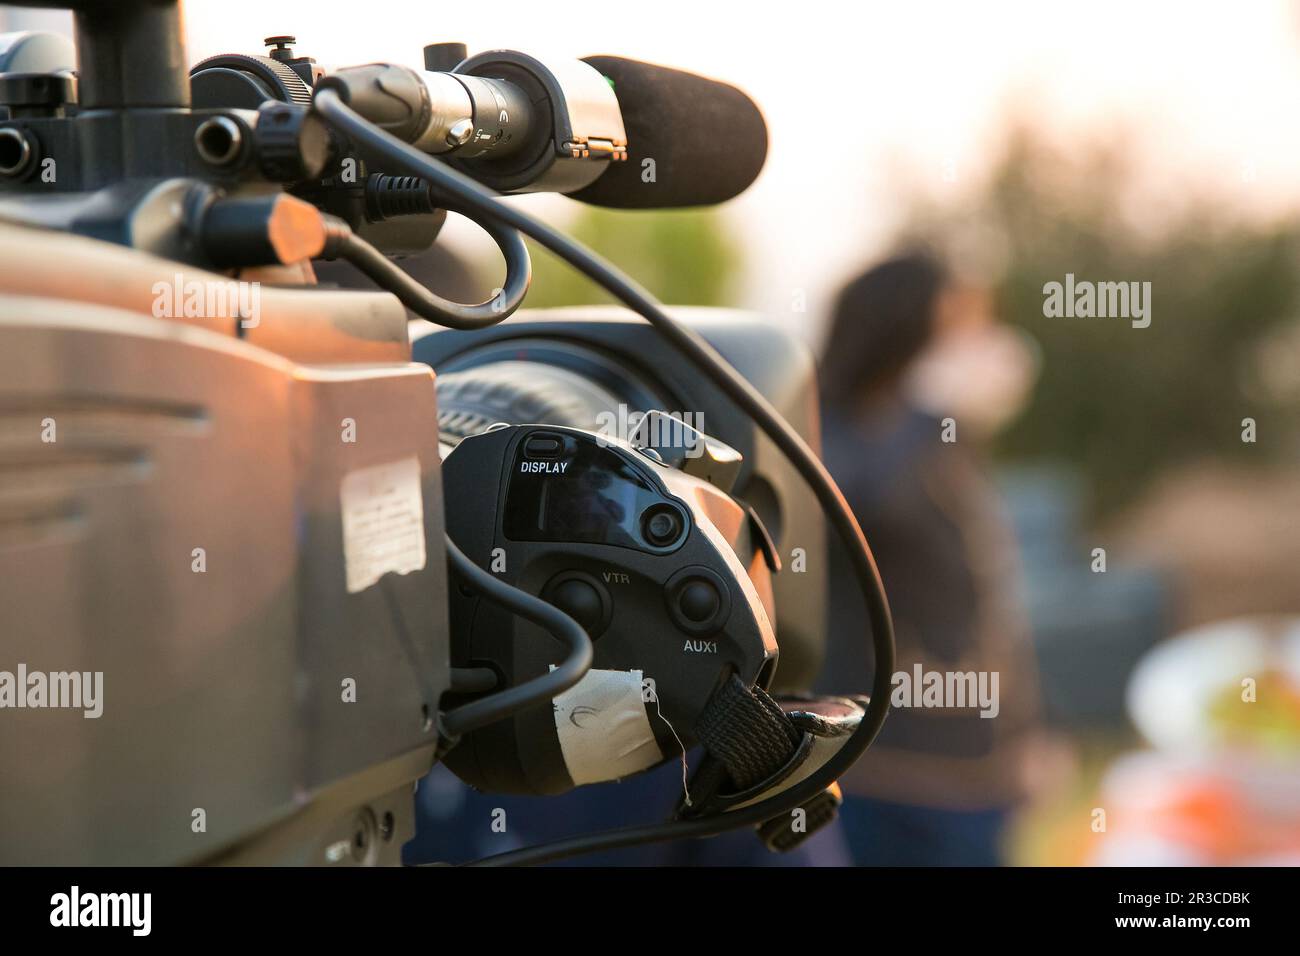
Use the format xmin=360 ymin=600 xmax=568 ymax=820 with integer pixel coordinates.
xmin=642 ymin=505 xmax=684 ymax=546
xmin=550 ymin=578 xmax=604 ymax=633
xmin=542 ymin=571 xmax=612 ymax=639
xmin=678 ymin=580 xmax=720 ymax=622
xmin=664 ymin=566 xmax=730 ymax=635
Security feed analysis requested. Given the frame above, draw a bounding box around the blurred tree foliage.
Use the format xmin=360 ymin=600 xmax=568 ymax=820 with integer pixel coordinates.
xmin=519 ymin=206 xmax=741 ymax=307
xmin=901 ymin=124 xmax=1300 ymax=518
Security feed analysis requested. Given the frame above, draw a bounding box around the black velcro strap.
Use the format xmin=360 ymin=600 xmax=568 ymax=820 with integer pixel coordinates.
xmin=694 ymin=674 xmax=802 ymax=792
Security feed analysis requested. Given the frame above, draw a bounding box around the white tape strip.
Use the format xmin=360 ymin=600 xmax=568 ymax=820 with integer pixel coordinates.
xmin=552 ymin=668 xmax=663 ymax=786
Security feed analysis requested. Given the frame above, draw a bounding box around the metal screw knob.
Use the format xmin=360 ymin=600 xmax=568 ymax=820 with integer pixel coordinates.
xmin=446 ymin=118 xmax=474 ymax=148
xmin=264 ymin=36 xmax=296 ymax=60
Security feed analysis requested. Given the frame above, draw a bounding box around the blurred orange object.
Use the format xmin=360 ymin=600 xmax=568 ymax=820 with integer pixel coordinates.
xmin=1091 ymin=752 xmax=1300 ymax=865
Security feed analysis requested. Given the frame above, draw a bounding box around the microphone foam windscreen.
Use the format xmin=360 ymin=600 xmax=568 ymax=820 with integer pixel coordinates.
xmin=571 ymin=56 xmax=768 ymax=208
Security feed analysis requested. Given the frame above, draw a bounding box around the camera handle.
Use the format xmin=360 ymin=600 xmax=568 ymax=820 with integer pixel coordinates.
xmin=14 ymin=1 xmax=190 ymax=109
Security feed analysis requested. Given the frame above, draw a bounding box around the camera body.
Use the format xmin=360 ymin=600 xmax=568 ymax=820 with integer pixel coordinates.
xmin=0 ymin=224 xmax=450 ymax=865
xmin=0 ymin=223 xmax=829 ymax=863
xmin=0 ymin=2 xmax=847 ymax=865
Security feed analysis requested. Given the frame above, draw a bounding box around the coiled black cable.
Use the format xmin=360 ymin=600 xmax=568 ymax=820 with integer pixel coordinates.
xmin=319 ymin=205 xmax=531 ymax=330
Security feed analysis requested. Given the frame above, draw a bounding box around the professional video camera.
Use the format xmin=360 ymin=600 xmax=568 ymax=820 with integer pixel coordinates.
xmin=0 ymin=0 xmax=894 ymax=865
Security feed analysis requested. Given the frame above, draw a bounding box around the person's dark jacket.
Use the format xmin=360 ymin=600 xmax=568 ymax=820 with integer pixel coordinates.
xmin=816 ymin=401 xmax=1044 ymax=810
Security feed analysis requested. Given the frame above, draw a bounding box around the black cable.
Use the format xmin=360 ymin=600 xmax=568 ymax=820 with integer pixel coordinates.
xmin=313 ymin=88 xmax=896 ymax=864
xmin=448 ymin=667 xmax=499 ymax=694
xmin=440 ymin=534 xmax=593 ymax=737
xmin=319 ymin=210 xmax=531 ymax=330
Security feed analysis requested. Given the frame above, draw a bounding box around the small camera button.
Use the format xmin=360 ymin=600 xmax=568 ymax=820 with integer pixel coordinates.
xmin=523 ymin=433 xmax=564 ymax=458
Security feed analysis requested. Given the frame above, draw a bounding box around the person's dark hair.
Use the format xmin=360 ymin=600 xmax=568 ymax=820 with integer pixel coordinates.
xmin=818 ymin=251 xmax=949 ymax=410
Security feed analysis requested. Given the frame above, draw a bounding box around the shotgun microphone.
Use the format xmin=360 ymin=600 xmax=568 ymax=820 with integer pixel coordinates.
xmin=307 ymin=52 xmax=766 ymax=207
xmin=570 ymin=56 xmax=769 ymax=208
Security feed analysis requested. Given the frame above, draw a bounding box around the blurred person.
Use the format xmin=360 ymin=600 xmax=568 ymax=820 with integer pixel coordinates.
xmin=816 ymin=251 xmax=1046 ymax=866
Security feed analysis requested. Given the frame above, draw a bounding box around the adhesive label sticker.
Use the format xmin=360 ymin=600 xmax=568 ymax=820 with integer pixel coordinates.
xmin=340 ymin=456 xmax=427 ymax=593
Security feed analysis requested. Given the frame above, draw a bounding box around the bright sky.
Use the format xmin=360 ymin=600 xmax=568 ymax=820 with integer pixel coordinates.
xmin=10 ymin=0 xmax=1300 ymax=336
